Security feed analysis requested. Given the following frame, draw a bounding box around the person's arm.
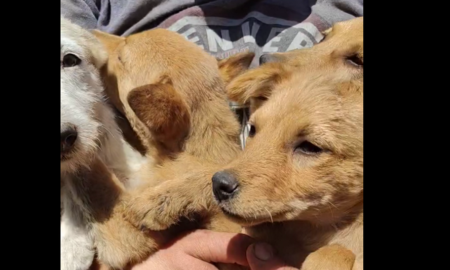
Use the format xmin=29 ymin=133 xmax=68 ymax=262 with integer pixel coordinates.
xmin=61 ymin=0 xmax=100 ymax=29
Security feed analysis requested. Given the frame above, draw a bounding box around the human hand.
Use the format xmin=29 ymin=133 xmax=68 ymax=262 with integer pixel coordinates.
xmin=246 ymin=243 xmax=297 ymax=270
xmin=131 ymin=230 xmax=255 ymax=270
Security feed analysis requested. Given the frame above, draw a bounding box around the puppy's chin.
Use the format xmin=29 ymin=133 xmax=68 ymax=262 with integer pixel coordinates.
xmin=219 ymin=196 xmax=338 ymax=227
xmin=218 ymin=203 xmax=289 ymax=227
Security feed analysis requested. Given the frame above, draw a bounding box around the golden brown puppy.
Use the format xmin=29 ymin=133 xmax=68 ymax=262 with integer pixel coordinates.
xmin=86 ymin=28 xmax=254 ymax=270
xmin=218 ymin=72 xmax=363 ymax=270
xmin=217 ymin=17 xmax=363 ymax=270
xmin=124 ymin=17 xmax=363 ymax=270
xmin=93 ymin=29 xmax=253 ymax=163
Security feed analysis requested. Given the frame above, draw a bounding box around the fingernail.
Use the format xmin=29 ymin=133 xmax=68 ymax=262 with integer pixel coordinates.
xmin=253 ymin=242 xmax=274 ymax=261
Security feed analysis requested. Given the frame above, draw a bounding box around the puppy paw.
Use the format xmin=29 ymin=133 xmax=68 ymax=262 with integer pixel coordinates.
xmin=123 ymin=186 xmax=185 ymax=231
xmin=301 ymin=244 xmax=355 ymax=270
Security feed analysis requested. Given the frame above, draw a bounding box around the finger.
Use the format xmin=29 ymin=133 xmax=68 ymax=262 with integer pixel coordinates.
xmin=246 ymin=243 xmax=298 ymax=270
xmin=184 ymin=258 xmax=221 ymax=270
xmin=180 ymin=230 xmax=255 ymax=266
xmin=132 ymin=252 xmax=219 ymax=270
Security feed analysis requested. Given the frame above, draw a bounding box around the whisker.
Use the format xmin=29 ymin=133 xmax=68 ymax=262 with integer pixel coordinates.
xmin=265 ymin=207 xmax=274 ymax=223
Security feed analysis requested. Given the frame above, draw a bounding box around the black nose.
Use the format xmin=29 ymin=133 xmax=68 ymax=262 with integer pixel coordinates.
xmin=259 ymin=53 xmax=276 ymax=65
xmin=61 ymin=127 xmax=78 ymax=154
xmin=212 ymin=171 xmax=239 ymax=202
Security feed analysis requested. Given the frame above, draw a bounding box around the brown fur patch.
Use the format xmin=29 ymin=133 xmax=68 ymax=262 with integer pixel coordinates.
xmin=127 ymin=79 xmax=190 ymax=154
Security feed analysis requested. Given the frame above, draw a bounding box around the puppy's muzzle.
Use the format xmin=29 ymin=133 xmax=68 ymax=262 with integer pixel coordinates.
xmin=212 ymin=171 xmax=239 ymax=202
xmin=61 ymin=126 xmax=78 ymax=157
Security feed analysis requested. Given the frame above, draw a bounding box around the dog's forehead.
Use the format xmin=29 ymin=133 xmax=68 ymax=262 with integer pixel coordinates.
xmin=60 ymin=26 xmax=93 ymax=59
xmin=256 ymin=79 xmax=337 ymax=128
xmin=61 ymin=36 xmax=84 ymax=55
xmin=61 ymin=19 xmax=97 ymax=59
xmin=253 ymin=74 xmax=362 ymax=152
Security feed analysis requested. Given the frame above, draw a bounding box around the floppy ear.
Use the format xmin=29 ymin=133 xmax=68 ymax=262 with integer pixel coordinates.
xmin=92 ymin=30 xmax=124 ymax=54
xmin=127 ymin=77 xmax=190 ymax=153
xmin=258 ymin=52 xmax=287 ymax=65
xmin=321 ymin=27 xmax=333 ymax=36
xmin=217 ymin=52 xmax=255 ymax=85
xmin=88 ymin=39 xmax=108 ymax=69
xmin=226 ymin=62 xmax=286 ymax=104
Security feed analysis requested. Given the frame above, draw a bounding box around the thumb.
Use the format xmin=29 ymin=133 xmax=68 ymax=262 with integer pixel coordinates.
xmin=247 ymin=243 xmax=298 ymax=270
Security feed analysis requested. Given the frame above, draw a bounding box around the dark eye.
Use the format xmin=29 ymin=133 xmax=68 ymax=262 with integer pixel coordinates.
xmin=295 ymin=141 xmax=322 ymax=155
xmin=62 ymin=54 xmax=81 ymax=68
xmin=346 ymin=54 xmax=363 ymax=67
xmin=255 ymin=96 xmax=268 ymax=101
xmin=247 ymin=123 xmax=256 ymax=137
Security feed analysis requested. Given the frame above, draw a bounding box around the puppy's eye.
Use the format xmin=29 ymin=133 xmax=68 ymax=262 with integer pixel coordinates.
xmin=62 ymin=54 xmax=81 ymax=68
xmin=295 ymin=141 xmax=322 ymax=155
xmin=255 ymin=96 xmax=268 ymax=101
xmin=346 ymin=54 xmax=363 ymax=67
xmin=247 ymin=123 xmax=256 ymax=137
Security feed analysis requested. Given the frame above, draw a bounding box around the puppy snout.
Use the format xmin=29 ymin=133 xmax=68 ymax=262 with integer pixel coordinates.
xmin=61 ymin=126 xmax=78 ymax=154
xmin=212 ymin=171 xmax=239 ymax=202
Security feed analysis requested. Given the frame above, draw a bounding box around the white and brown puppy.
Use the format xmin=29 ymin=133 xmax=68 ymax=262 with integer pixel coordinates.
xmin=60 ymin=17 xmax=145 ymax=270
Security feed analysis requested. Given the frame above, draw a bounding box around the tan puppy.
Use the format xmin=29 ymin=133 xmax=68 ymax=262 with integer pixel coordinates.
xmin=86 ymin=29 xmax=254 ymax=269
xmin=217 ymin=17 xmax=363 ymax=270
xmin=124 ymin=17 xmax=363 ymax=270
xmin=93 ymin=29 xmax=253 ymax=162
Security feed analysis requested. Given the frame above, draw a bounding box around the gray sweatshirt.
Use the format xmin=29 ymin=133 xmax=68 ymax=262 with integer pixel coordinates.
xmin=61 ymin=0 xmax=363 ymax=65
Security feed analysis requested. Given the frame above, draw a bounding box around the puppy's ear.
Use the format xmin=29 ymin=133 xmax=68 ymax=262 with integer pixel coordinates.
xmin=88 ymin=36 xmax=108 ymax=69
xmin=217 ymin=52 xmax=255 ymax=85
xmin=226 ymin=62 xmax=287 ymax=104
xmin=321 ymin=27 xmax=333 ymax=36
xmin=258 ymin=52 xmax=286 ymax=65
xmin=92 ymin=30 xmax=124 ymax=54
xmin=127 ymin=77 xmax=190 ymax=153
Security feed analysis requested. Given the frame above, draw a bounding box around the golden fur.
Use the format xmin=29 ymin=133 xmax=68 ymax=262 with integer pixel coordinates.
xmin=121 ymin=17 xmax=364 ymax=270
xmin=82 ymin=28 xmax=255 ymax=269
xmin=220 ymin=17 xmax=363 ymax=270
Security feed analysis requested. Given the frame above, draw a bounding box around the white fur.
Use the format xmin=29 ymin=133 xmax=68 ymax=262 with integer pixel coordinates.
xmin=61 ymin=190 xmax=95 ymax=270
xmin=60 ymin=17 xmax=146 ymax=270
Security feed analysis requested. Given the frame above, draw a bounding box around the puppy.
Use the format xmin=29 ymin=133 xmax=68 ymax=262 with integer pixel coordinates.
xmin=61 ymin=17 xmax=146 ymax=270
xmin=124 ymin=17 xmax=363 ymax=270
xmin=217 ymin=17 xmax=364 ymax=270
xmin=92 ymin=29 xmax=254 ymax=234
xmin=58 ymin=28 xmax=254 ymax=270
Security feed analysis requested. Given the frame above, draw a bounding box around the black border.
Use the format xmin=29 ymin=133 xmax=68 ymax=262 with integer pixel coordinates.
xmin=364 ymin=2 xmax=428 ymax=269
xmin=5 ymin=1 xmax=61 ymax=268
